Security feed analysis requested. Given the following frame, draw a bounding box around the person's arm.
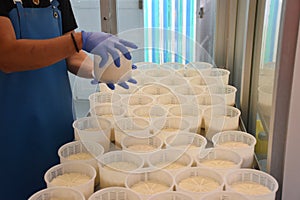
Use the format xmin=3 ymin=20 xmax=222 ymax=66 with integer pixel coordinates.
xmin=65 ymin=31 xmax=93 ymax=79
xmin=0 ymin=16 xmax=82 ymax=73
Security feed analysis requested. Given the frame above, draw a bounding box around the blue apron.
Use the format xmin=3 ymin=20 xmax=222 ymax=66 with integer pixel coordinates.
xmin=0 ymin=1 xmax=74 ymax=199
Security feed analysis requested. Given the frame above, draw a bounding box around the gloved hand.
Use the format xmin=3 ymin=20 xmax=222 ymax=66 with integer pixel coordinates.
xmin=81 ymin=31 xmax=138 ymax=67
xmin=91 ymin=64 xmax=138 ymax=90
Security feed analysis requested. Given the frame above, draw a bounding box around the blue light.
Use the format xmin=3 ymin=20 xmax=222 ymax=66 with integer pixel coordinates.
xmin=143 ymin=0 xmax=196 ymax=63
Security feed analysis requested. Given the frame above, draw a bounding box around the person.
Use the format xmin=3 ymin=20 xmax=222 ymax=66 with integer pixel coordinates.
xmin=0 ymin=0 xmax=137 ymax=199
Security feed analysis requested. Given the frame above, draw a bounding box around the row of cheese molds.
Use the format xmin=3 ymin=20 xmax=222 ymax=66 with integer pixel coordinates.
xmin=29 ymin=62 xmax=277 ymax=200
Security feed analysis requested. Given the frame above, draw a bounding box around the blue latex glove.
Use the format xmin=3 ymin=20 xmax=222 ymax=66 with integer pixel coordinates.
xmin=81 ymin=31 xmax=138 ymax=68
xmin=82 ymin=31 xmax=138 ymax=90
xmin=91 ymin=64 xmax=138 ymax=90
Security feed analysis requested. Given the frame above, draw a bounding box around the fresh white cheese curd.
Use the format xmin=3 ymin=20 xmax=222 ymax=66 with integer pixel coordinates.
xmin=156 ymin=161 xmax=186 ymax=170
xmin=67 ymin=152 xmax=93 ymax=160
xmin=50 ymin=173 xmax=90 ymax=187
xmin=130 ymin=180 xmax=170 ymax=195
xmin=219 ymin=141 xmax=249 ymax=148
xmin=179 ymin=176 xmax=220 ymax=192
xmin=127 ymin=144 xmax=157 ymax=152
xmin=201 ymin=159 xmax=236 ymax=168
xmin=105 ymin=161 xmax=138 ymax=171
xmin=231 ymin=181 xmax=271 ymax=195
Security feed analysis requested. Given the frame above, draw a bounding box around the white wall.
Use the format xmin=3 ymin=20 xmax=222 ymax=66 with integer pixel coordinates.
xmin=281 ymin=22 xmax=300 ymax=199
xmin=117 ymin=0 xmax=143 ymax=33
xmin=116 ymin=0 xmax=144 ymax=63
xmin=71 ymin=0 xmax=101 ymax=32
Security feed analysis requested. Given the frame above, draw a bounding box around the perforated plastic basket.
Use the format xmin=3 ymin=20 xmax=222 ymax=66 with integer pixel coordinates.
xmin=121 ymin=135 xmax=163 ymax=160
xmin=88 ymin=187 xmax=141 ymax=200
xmin=144 ymin=68 xmax=174 ymax=79
xmin=174 ymin=167 xmax=224 ymax=199
xmin=44 ymin=162 xmax=96 ymax=199
xmin=58 ymin=140 xmax=104 ymax=186
xmin=152 ymin=117 xmax=191 ymax=141
xmin=148 ymin=191 xmax=194 ymax=200
xmin=202 ymin=68 xmax=230 ymax=85
xmin=114 ymin=117 xmax=152 ymax=147
xmin=168 ymin=105 xmax=202 ymax=133
xmin=88 ymin=92 xmax=121 ymax=108
xmin=147 ymin=149 xmax=193 ymax=176
xmin=73 ymin=117 xmax=112 ymax=152
xmin=125 ymin=169 xmax=175 ymax=200
xmin=98 ymin=150 xmax=144 ymax=188
xmin=201 ymin=191 xmax=250 ymax=200
xmin=224 ymin=169 xmax=279 ymax=200
xmin=195 ymin=148 xmax=242 ymax=176
xmin=29 ymin=187 xmax=85 ymax=200
xmin=205 ymin=85 xmax=237 ymax=106
xmin=140 ymin=83 xmax=171 ymax=96
xmin=212 ymin=131 xmax=257 ymax=168
xmin=203 ymin=106 xmax=241 ymax=141
xmin=164 ymin=132 xmax=207 ymax=162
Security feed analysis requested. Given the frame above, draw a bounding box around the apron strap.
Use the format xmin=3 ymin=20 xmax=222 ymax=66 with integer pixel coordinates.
xmin=13 ymin=0 xmax=22 ymax=4
xmin=50 ymin=0 xmax=62 ymax=34
xmin=13 ymin=0 xmax=57 ymax=3
xmin=13 ymin=0 xmax=62 ymax=37
xmin=12 ymin=0 xmax=59 ymax=6
xmin=50 ymin=0 xmax=60 ymax=7
xmin=13 ymin=0 xmax=24 ymax=38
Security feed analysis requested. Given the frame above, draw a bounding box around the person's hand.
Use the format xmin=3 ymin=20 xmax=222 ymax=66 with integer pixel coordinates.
xmin=91 ymin=64 xmax=138 ymax=90
xmin=81 ymin=31 xmax=138 ymax=67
